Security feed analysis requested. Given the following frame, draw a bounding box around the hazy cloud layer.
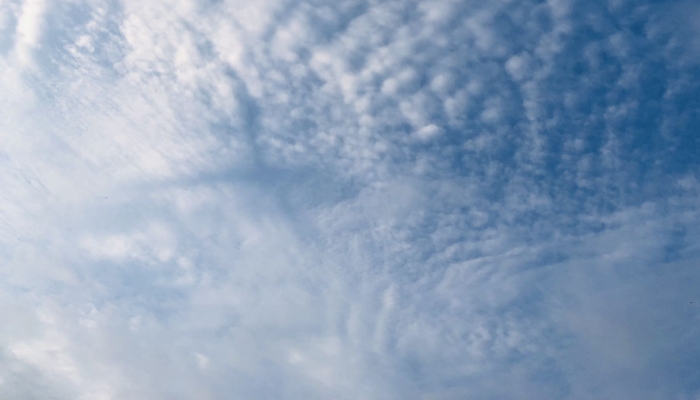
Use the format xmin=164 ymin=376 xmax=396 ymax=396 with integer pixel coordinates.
xmin=1 ymin=0 xmax=699 ymax=399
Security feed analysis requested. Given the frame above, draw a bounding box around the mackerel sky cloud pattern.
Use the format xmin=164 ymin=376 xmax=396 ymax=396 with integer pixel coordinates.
xmin=0 ymin=0 xmax=699 ymax=399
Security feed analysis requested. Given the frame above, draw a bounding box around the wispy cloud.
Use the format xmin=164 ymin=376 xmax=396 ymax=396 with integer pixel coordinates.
xmin=0 ymin=0 xmax=699 ymax=399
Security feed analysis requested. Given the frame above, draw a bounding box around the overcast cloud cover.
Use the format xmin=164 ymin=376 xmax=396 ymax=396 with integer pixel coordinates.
xmin=0 ymin=0 xmax=699 ymax=398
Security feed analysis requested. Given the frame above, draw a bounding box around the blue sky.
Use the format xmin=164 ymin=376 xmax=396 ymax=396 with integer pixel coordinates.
xmin=0 ymin=0 xmax=699 ymax=398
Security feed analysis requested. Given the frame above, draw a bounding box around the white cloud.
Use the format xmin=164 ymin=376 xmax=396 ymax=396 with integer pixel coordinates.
xmin=13 ymin=0 xmax=47 ymax=67
xmin=0 ymin=0 xmax=699 ymax=399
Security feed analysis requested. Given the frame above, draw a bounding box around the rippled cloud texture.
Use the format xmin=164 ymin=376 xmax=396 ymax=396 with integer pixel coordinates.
xmin=1 ymin=0 xmax=699 ymax=398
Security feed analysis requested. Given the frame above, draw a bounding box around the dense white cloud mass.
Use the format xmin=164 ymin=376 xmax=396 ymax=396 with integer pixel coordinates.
xmin=1 ymin=0 xmax=700 ymax=398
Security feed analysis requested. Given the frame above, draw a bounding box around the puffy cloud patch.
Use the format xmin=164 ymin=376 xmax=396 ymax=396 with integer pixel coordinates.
xmin=0 ymin=0 xmax=699 ymax=399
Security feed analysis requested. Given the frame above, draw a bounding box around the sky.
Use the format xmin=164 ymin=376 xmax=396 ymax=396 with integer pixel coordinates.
xmin=0 ymin=0 xmax=699 ymax=399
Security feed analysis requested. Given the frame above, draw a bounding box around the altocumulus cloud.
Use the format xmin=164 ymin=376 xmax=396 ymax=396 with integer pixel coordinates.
xmin=0 ymin=0 xmax=700 ymax=399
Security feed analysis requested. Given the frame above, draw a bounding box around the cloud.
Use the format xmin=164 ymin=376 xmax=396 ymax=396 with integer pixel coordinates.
xmin=0 ymin=0 xmax=699 ymax=399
